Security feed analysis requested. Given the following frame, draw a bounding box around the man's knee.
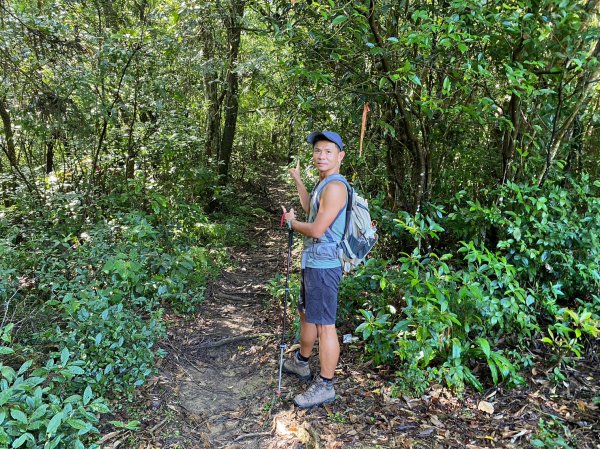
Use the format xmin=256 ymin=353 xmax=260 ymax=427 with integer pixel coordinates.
xmin=316 ymin=324 xmax=336 ymax=336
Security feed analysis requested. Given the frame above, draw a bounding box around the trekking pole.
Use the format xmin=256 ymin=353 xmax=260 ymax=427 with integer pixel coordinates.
xmin=276 ymin=222 xmax=293 ymax=396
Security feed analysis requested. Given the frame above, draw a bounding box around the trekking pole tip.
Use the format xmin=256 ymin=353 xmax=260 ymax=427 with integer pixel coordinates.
xmin=276 ymin=389 xmax=282 ymax=396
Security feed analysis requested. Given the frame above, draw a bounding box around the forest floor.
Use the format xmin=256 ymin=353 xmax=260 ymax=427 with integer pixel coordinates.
xmin=102 ymin=167 xmax=600 ymax=449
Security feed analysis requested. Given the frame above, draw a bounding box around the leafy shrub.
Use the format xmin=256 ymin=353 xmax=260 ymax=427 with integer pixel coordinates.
xmin=345 ymin=175 xmax=599 ymax=394
xmin=447 ymin=176 xmax=600 ymax=313
xmin=1 ymin=186 xmax=229 ymax=446
xmin=0 ymin=333 xmax=109 ymax=449
xmin=531 ymin=417 xmax=576 ymax=449
xmin=347 ymin=245 xmax=526 ymax=393
xmin=46 ymin=290 xmax=164 ymax=399
xmin=447 ymin=177 xmax=600 ymax=360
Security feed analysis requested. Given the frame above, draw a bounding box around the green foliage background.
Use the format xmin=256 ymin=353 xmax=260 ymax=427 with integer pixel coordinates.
xmin=0 ymin=0 xmax=598 ymax=447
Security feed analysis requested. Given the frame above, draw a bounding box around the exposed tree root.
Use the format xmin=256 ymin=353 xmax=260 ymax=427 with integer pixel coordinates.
xmin=195 ymin=332 xmax=272 ymax=349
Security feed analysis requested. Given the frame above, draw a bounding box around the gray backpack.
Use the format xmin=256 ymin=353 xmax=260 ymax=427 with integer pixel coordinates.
xmin=307 ymin=174 xmax=378 ymax=272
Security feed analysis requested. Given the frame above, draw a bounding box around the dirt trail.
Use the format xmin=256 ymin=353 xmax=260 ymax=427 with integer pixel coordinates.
xmin=126 ymin=167 xmax=600 ymax=449
xmin=147 ymin=173 xmax=320 ymax=449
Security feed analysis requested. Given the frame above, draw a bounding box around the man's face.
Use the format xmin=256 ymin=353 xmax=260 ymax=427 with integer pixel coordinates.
xmin=312 ymin=139 xmax=344 ymax=172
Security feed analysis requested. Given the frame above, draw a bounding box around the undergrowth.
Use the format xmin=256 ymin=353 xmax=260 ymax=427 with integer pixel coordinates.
xmin=0 ymin=178 xmax=243 ymax=448
xmin=270 ymin=175 xmax=600 ymax=400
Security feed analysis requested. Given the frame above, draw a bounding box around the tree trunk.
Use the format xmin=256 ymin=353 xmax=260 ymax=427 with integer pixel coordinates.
xmin=218 ymin=0 xmax=245 ymax=185
xmin=538 ymin=39 xmax=600 ymax=186
xmin=0 ymin=96 xmax=17 ymax=168
xmin=204 ymin=78 xmax=222 ymax=160
xmin=46 ymin=130 xmax=60 ymax=174
xmin=0 ymin=96 xmax=37 ymax=198
xmin=202 ymin=26 xmax=222 ymax=160
xmin=564 ymin=115 xmax=583 ymax=177
xmin=219 ymin=71 xmax=239 ymax=184
xmin=125 ymin=72 xmax=139 ymax=180
xmin=501 ymin=93 xmax=521 ymax=184
xmin=363 ymin=0 xmax=427 ymax=212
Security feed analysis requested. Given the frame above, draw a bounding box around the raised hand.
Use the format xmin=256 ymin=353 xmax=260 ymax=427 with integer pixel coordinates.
xmin=289 ymin=159 xmax=301 ymax=182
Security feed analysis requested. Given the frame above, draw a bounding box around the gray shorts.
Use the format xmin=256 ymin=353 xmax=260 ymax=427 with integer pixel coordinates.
xmin=299 ymin=267 xmax=343 ymax=325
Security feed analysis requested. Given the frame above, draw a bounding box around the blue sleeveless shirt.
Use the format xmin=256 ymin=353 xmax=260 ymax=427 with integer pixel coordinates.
xmin=302 ymin=175 xmax=348 ymax=269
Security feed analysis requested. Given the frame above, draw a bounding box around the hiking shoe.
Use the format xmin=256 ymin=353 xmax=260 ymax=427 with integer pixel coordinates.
xmin=293 ymin=377 xmax=335 ymax=408
xmin=282 ymin=352 xmax=311 ymax=381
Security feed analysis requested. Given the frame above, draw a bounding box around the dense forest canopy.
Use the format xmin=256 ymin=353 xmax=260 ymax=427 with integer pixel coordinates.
xmin=0 ymin=0 xmax=598 ymax=448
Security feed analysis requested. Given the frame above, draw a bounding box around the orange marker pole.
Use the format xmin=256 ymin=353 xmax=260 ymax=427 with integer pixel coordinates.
xmin=359 ymin=102 xmax=370 ymax=157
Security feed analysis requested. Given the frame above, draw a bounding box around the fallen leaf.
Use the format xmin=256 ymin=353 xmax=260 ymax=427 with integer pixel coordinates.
xmin=275 ymin=419 xmax=293 ymax=436
xmin=505 ymin=429 xmax=531 ymax=442
xmin=285 ymin=343 xmax=300 ymax=353
xmin=418 ymin=427 xmax=435 ymax=436
xmin=478 ymin=401 xmax=494 ymax=414
xmin=430 ymin=415 xmax=444 ymax=428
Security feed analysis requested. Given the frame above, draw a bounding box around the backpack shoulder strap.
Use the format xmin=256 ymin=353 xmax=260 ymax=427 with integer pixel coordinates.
xmin=311 ymin=174 xmax=350 ymax=210
xmin=324 ymin=175 xmax=353 ymax=239
xmin=310 ymin=174 xmax=352 ymax=242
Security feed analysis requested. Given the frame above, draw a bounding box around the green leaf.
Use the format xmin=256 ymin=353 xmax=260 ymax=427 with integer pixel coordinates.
xmin=409 ymin=74 xmax=422 ymax=86
xmin=10 ymin=409 xmax=28 ymax=425
xmin=331 ymin=15 xmax=348 ymax=26
xmin=513 ymin=228 xmax=521 ymax=240
xmin=17 ymin=360 xmax=33 ymax=376
xmin=77 ymin=423 xmax=96 ymax=436
xmin=0 ymin=388 xmax=13 ymax=406
xmin=30 ymin=404 xmax=48 ymax=421
xmin=46 ymin=435 xmax=63 ymax=449
xmin=476 ymin=337 xmax=491 ymax=358
xmin=11 ymin=433 xmax=33 ymax=448
xmin=1 ymin=323 xmax=14 ymax=343
xmin=442 ymin=76 xmax=451 ymax=94
xmin=109 ymin=420 xmax=140 ymax=430
xmin=463 ymin=366 xmax=483 ymax=392
xmin=83 ymin=386 xmax=93 ymax=405
xmin=67 ymin=418 xmax=89 ymax=430
xmin=46 ymin=412 xmax=63 ymax=436
xmin=0 ymin=347 xmax=14 ymax=355
xmin=0 ymin=365 xmax=16 ymax=382
xmin=21 ymin=376 xmax=45 ymax=388
xmin=90 ymin=399 xmax=110 ymax=414
xmin=379 ymin=277 xmax=388 ymax=290
xmin=488 ymin=360 xmax=499 ymax=384
xmin=451 ymin=339 xmax=461 ymax=359
xmin=68 ymin=366 xmax=85 ymax=376
xmin=60 ymin=348 xmax=70 ymax=366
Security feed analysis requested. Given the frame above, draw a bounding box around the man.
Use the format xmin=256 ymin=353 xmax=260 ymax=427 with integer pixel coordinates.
xmin=281 ymin=130 xmax=348 ymax=408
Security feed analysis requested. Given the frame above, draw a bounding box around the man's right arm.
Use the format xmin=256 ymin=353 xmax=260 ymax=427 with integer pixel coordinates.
xmin=290 ymin=160 xmax=310 ymax=213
